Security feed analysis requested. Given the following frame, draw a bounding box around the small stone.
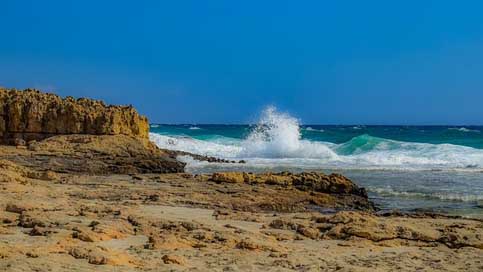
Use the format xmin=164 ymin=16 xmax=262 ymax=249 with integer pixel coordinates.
xmin=88 ymin=254 xmax=108 ymax=265
xmin=14 ymin=138 xmax=26 ymax=146
xmin=162 ymin=254 xmax=187 ymax=265
xmin=29 ymin=225 xmax=50 ymax=236
xmin=26 ymin=252 xmax=39 ymax=258
xmin=5 ymin=203 xmax=31 ymax=214
xmin=297 ymin=226 xmax=320 ymax=240
xmin=236 ymin=238 xmax=261 ymax=250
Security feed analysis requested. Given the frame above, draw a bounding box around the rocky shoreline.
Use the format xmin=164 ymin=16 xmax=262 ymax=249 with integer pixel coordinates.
xmin=0 ymin=89 xmax=482 ymax=271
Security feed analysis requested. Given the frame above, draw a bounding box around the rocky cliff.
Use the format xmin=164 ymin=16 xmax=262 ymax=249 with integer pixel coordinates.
xmin=0 ymin=88 xmax=149 ymax=144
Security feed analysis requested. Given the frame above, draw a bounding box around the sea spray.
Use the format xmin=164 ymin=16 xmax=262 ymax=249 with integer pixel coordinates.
xmin=239 ymin=106 xmax=338 ymax=159
xmin=241 ymin=106 xmax=302 ymax=157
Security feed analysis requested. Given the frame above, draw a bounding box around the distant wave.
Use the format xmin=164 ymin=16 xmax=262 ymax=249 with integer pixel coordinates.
xmin=150 ymin=107 xmax=483 ymax=171
xmin=448 ymin=127 xmax=480 ymax=133
xmin=150 ymin=124 xmax=160 ymax=128
xmin=189 ymin=126 xmax=202 ymax=130
xmin=304 ymin=127 xmax=324 ymax=132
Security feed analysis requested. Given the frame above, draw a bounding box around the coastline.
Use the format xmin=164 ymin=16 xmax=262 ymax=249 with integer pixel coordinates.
xmin=1 ymin=89 xmax=482 ymax=271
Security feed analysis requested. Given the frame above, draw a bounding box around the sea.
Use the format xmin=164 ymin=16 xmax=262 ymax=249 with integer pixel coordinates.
xmin=149 ymin=107 xmax=483 ymax=218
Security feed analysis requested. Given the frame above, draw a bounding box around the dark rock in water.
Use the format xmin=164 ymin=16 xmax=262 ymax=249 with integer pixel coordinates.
xmin=163 ymin=149 xmax=246 ymax=165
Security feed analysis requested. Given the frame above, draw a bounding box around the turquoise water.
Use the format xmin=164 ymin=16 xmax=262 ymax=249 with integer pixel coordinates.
xmin=151 ymin=124 xmax=483 ymax=149
xmin=148 ymin=109 xmax=483 ymax=217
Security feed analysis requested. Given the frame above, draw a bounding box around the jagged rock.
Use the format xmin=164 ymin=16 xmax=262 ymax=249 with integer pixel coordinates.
xmin=318 ymin=211 xmax=483 ymax=249
xmin=162 ymin=254 xmax=187 ymax=265
xmin=18 ymin=212 xmax=48 ymax=228
xmin=210 ymin=172 xmax=367 ymax=197
xmin=236 ymin=238 xmax=263 ymax=250
xmin=297 ymin=226 xmax=320 ymax=240
xmin=145 ymin=234 xmax=194 ymax=250
xmin=0 ymin=88 xmax=149 ymax=144
xmin=211 ymin=172 xmax=246 ymax=183
xmin=2 ymin=134 xmax=185 ymax=174
xmin=29 ymin=226 xmax=52 ymax=236
xmin=5 ymin=203 xmax=33 ymax=214
xmin=269 ymin=219 xmax=299 ymax=231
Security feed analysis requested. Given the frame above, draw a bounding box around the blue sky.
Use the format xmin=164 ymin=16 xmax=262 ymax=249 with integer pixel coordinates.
xmin=1 ymin=1 xmax=483 ymax=124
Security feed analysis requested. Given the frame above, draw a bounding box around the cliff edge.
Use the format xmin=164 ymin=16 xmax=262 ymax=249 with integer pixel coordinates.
xmin=0 ymin=88 xmax=185 ymax=173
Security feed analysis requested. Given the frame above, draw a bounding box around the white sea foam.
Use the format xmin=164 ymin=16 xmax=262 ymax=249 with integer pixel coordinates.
xmin=370 ymin=187 xmax=483 ymax=202
xmin=238 ymin=107 xmax=338 ymax=159
xmin=149 ymin=107 xmax=483 ymax=171
xmin=189 ymin=126 xmax=202 ymax=130
xmin=149 ymin=133 xmax=242 ymax=157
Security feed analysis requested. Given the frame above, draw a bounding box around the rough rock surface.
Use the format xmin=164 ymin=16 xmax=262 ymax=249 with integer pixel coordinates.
xmin=0 ymin=166 xmax=482 ymax=271
xmin=0 ymin=88 xmax=149 ymax=144
xmin=0 ymin=134 xmax=185 ymax=174
xmin=211 ymin=172 xmax=368 ymax=197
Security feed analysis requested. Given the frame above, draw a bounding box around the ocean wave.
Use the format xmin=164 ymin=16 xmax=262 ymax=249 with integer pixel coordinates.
xmin=370 ymin=187 xmax=483 ymax=202
xmin=149 ymin=107 xmax=483 ymax=170
xmin=149 ymin=133 xmax=242 ymax=157
xmin=448 ymin=127 xmax=480 ymax=133
xmin=304 ymin=127 xmax=324 ymax=132
xmin=150 ymin=133 xmax=483 ymax=170
xmin=189 ymin=126 xmax=202 ymax=130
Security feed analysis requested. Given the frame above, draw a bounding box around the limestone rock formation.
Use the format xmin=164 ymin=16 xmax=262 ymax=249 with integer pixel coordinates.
xmin=0 ymin=88 xmax=149 ymax=144
xmin=210 ymin=171 xmax=368 ymax=197
xmin=0 ymin=134 xmax=185 ymax=174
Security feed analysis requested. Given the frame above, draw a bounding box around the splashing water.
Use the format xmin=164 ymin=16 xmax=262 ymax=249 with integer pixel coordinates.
xmin=239 ymin=106 xmax=337 ymax=159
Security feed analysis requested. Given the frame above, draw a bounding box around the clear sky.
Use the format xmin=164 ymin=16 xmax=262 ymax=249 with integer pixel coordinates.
xmin=1 ymin=1 xmax=483 ymax=124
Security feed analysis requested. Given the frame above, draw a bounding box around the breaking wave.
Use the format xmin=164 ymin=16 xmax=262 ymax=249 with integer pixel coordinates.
xmin=370 ymin=187 xmax=483 ymax=202
xmin=150 ymin=107 xmax=483 ymax=171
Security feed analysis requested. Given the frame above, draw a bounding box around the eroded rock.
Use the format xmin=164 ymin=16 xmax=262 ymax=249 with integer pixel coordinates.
xmin=210 ymin=172 xmax=368 ymax=197
xmin=0 ymin=88 xmax=149 ymax=144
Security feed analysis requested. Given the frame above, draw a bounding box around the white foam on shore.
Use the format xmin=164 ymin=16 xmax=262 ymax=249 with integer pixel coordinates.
xmin=149 ymin=133 xmax=242 ymax=157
